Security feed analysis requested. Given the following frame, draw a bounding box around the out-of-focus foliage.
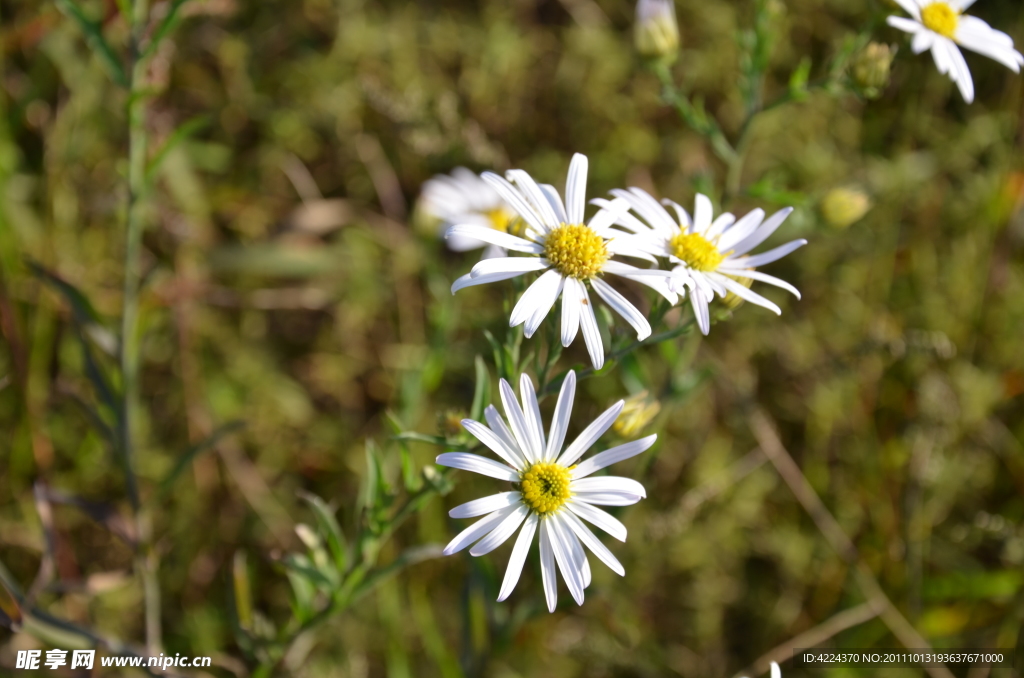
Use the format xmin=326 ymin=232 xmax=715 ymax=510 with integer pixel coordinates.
xmin=1 ymin=0 xmax=1023 ymax=676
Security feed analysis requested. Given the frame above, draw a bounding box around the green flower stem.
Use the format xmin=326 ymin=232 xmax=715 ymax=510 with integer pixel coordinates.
xmin=122 ymin=0 xmax=160 ymax=657
xmin=538 ymin=317 xmax=695 ymax=398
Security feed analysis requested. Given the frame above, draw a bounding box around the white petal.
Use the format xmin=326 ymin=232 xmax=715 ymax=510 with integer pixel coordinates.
xmin=560 ymin=278 xmax=582 ymax=347
xmin=572 ymin=434 xmax=658 ymax=479
xmin=561 ymin=510 xmax=624 ymax=575
xmin=481 ymin=172 xmax=549 ymax=235
xmin=577 ymin=284 xmax=605 ymax=370
xmin=590 ymin=278 xmax=652 ymax=340
xmin=571 ymin=476 xmax=647 ymax=498
xmin=523 ymin=275 xmax=565 ymax=339
xmin=685 ymin=278 xmax=711 ymax=335
xmin=891 ymin=0 xmax=921 ymax=20
xmin=507 ymin=169 xmax=560 ymax=230
xmin=716 ymin=208 xmax=764 ymax=252
xmin=718 ymin=267 xmax=801 ymax=298
xmin=471 ymin=257 xmax=549 ymax=278
xmin=499 ymin=378 xmax=541 ymax=463
xmin=446 ymin=224 xmax=542 ymax=254
xmin=693 ymin=194 xmax=714 ymax=232
xmin=709 ymin=273 xmax=782 ymax=314
xmin=452 ymin=270 xmax=529 ymax=294
xmin=559 ymin=516 xmax=590 ymax=589
xmin=571 ymin=491 xmax=643 ymax=506
xmin=509 ymin=269 xmax=563 ymax=328
xmin=558 ymin=400 xmax=625 ymax=467
xmin=436 ymin=452 xmax=519 ymax=481
xmin=662 ymin=198 xmax=692 ymax=228
xmin=728 ymin=206 xmax=794 ymax=257
xmin=705 ymin=212 xmax=736 ymax=240
xmin=546 ymin=517 xmax=585 ymax=605
xmin=912 ymin=29 xmax=935 ymax=55
xmin=539 ymin=183 xmax=568 ymax=223
xmin=733 ymin=239 xmax=807 ymax=267
xmin=485 ymin=405 xmax=519 ymax=453
xmin=956 ymin=21 xmax=1024 ymax=71
xmin=539 ymin=518 xmax=558 ymax=612
xmin=461 ymin=419 xmax=527 ymax=470
xmin=942 ymin=38 xmax=974 ymax=103
xmin=566 ymin=500 xmax=627 ymax=541
xmin=497 ymin=513 xmax=539 ymax=602
xmin=888 ymin=15 xmax=923 ymax=35
xmin=449 ymin=491 xmax=522 ymax=519
xmin=566 ymin=153 xmax=589 ymax=225
xmin=443 ymin=504 xmax=520 ymax=555
xmin=519 ymin=373 xmax=546 ymax=458
xmin=545 ymin=370 xmax=577 ymax=462
xmin=771 ymin=663 xmax=782 ymax=678
xmin=606 ymin=234 xmax=659 ymax=262
xmin=588 ymin=198 xmax=632 ymax=235
xmin=611 ymin=187 xmax=677 ymax=235
xmin=470 ymin=503 xmax=530 ymax=556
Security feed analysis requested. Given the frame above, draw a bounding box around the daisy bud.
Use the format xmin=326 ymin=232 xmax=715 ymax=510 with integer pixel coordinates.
xmin=851 ymin=43 xmax=897 ymax=99
xmin=613 ymin=391 xmax=661 ymax=437
xmin=821 ymin=187 xmax=872 ymax=229
xmin=634 ymin=0 xmax=680 ymax=65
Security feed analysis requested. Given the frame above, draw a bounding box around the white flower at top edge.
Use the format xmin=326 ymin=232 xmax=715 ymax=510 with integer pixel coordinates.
xmin=445 ymin=153 xmax=677 ymax=369
xmin=436 ymin=371 xmax=654 ymax=612
xmin=741 ymin=663 xmax=782 ymax=678
xmin=887 ymin=0 xmax=1024 ymax=103
xmin=419 ymin=168 xmax=519 ymax=259
xmin=599 ymin=188 xmax=805 ymax=336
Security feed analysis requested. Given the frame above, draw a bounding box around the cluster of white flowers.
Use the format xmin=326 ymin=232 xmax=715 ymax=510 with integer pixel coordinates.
xmin=422 ymin=153 xmax=806 ymax=369
xmin=421 ymin=154 xmax=805 ymax=611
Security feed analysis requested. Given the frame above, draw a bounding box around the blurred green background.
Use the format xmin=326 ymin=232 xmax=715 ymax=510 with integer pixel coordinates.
xmin=1 ymin=0 xmax=1024 ymax=675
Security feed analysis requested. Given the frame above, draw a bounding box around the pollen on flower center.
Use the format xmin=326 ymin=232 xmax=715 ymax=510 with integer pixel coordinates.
xmin=519 ymin=462 xmax=572 ymax=514
xmin=670 ymin=231 xmax=724 ymax=272
xmin=921 ymin=2 xmax=959 ymax=39
xmin=543 ymin=223 xmax=609 ymax=280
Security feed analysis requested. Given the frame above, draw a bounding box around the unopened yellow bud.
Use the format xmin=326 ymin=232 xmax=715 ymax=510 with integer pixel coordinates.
xmin=635 ymin=0 xmax=680 ymax=64
xmin=722 ymin=274 xmax=753 ymax=310
xmin=821 ymin=187 xmax=872 ymax=229
xmin=613 ymin=391 xmax=661 ymax=437
xmin=851 ymin=43 xmax=897 ymax=99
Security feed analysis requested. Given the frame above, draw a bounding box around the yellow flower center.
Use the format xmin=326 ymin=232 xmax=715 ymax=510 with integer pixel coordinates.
xmin=921 ymin=2 xmax=959 ymax=39
xmin=670 ymin=231 xmax=724 ymax=272
xmin=519 ymin=462 xmax=572 ymax=514
xmin=543 ymin=223 xmax=609 ymax=280
xmin=487 ymin=208 xmax=521 ymax=236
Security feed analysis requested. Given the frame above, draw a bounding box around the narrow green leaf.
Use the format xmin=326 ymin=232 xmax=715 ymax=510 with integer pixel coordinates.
xmin=297 ymin=490 xmax=348 ymax=574
xmin=282 ymin=553 xmax=334 ymax=591
xmin=29 ymin=262 xmax=120 ymax=416
xmin=470 ymin=355 xmax=490 ymax=421
xmin=156 ymin=420 xmax=245 ymax=500
xmin=141 ymin=0 xmax=192 ymax=61
xmin=232 ymin=551 xmax=253 ymax=632
xmin=361 ymin=441 xmax=382 ymax=515
xmin=350 ymin=545 xmax=445 ymax=603
xmin=53 ymin=0 xmax=128 ymax=88
xmin=393 ymin=432 xmax=450 ymax=448
xmin=145 ymin=115 xmax=210 ymax=185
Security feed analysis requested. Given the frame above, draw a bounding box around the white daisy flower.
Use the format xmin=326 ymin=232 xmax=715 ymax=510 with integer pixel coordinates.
xmin=419 ymin=167 xmax=520 ymax=258
xmin=436 ymin=371 xmax=654 ymax=612
xmin=446 ymin=153 xmax=677 ymax=369
xmin=602 ymin=188 xmax=805 ymax=335
xmin=887 ymin=0 xmax=1024 ymax=103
